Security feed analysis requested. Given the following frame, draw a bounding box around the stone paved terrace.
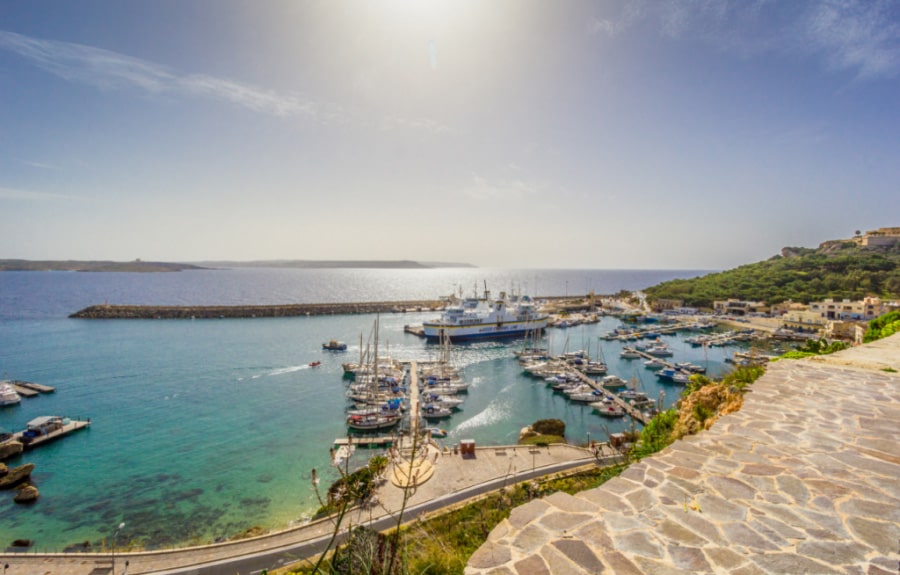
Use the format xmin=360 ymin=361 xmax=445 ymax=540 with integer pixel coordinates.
xmin=466 ymin=334 xmax=900 ymax=575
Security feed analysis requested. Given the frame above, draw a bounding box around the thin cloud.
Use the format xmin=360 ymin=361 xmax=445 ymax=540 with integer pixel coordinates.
xmin=461 ymin=173 xmax=540 ymax=202
xmin=593 ymin=0 xmax=900 ymax=80
xmin=804 ymin=0 xmax=900 ymax=79
xmin=0 ymin=186 xmax=78 ymax=201
xmin=19 ymin=160 xmax=59 ymax=170
xmin=0 ymin=30 xmax=328 ymax=119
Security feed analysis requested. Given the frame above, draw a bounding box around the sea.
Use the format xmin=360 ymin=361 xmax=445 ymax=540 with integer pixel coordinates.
xmin=0 ymin=267 xmax=740 ymax=551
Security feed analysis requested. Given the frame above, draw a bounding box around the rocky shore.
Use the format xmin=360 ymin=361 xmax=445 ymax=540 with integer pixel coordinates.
xmin=69 ymin=300 xmax=446 ymax=319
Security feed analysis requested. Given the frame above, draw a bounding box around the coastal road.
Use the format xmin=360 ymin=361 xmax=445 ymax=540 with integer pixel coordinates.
xmin=148 ymin=454 xmax=613 ymax=575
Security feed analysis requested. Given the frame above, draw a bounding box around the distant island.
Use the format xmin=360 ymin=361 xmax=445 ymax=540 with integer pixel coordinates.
xmin=0 ymin=259 xmax=476 ymax=272
xmin=191 ymin=260 xmax=476 ymax=269
xmin=0 ymin=259 xmax=208 ymax=272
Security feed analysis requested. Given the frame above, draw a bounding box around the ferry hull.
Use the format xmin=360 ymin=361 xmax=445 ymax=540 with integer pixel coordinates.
xmin=422 ymin=320 xmax=548 ymax=341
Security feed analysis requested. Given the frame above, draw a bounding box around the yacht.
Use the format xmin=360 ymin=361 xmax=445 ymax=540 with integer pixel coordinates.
xmin=0 ymin=382 xmax=21 ymax=407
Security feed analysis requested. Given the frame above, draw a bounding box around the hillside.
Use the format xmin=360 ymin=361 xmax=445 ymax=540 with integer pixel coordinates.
xmin=644 ymin=239 xmax=900 ymax=308
xmin=0 ymin=259 xmax=207 ymax=272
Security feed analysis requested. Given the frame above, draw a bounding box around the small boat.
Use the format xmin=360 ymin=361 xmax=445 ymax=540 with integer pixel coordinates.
xmin=425 ymin=427 xmax=448 ymax=438
xmin=590 ymin=401 xmax=626 ymax=417
xmin=0 ymin=382 xmax=22 ymax=406
xmin=309 ymin=361 xmax=321 ymax=368
xmin=619 ymin=348 xmax=642 ymax=359
xmin=346 ymin=412 xmax=401 ymax=431
xmin=323 ymin=340 xmax=348 ymax=351
xmin=422 ymin=404 xmax=454 ymax=420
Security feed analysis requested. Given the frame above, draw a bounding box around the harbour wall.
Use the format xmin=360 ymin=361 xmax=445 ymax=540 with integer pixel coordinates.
xmin=69 ymin=300 xmax=446 ymax=319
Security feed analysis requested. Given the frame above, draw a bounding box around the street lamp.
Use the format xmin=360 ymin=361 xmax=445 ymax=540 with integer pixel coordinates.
xmin=111 ymin=522 xmax=125 ymax=575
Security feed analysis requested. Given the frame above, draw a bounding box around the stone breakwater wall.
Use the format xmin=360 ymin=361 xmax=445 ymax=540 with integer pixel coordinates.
xmin=69 ymin=301 xmax=445 ymax=319
xmin=466 ymin=337 xmax=900 ymax=575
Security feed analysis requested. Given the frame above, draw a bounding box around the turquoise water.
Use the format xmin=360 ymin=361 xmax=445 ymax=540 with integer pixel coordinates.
xmin=0 ymin=268 xmax=734 ymax=551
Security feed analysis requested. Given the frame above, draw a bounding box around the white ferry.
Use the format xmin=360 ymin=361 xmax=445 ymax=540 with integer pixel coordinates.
xmin=422 ymin=288 xmax=548 ymax=341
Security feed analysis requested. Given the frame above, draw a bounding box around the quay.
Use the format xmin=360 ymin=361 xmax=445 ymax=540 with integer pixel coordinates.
xmin=6 ymin=379 xmax=55 ymax=398
xmin=69 ymin=300 xmax=445 ymax=319
xmin=334 ymin=436 xmax=397 ymax=448
xmin=12 ymin=416 xmax=91 ymax=450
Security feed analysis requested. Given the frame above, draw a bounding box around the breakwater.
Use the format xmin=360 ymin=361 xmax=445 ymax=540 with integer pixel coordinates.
xmin=69 ymin=300 xmax=445 ymax=319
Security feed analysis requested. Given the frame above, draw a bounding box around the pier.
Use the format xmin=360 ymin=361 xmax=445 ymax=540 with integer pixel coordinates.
xmin=567 ymin=368 xmax=651 ymax=425
xmin=4 ymin=379 xmax=55 ymax=399
xmin=69 ymin=300 xmax=446 ymax=319
xmin=12 ymin=416 xmax=91 ymax=450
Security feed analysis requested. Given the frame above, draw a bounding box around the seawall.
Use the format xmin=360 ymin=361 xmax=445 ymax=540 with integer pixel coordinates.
xmin=68 ymin=300 xmax=445 ymax=319
xmin=466 ymin=334 xmax=900 ymax=574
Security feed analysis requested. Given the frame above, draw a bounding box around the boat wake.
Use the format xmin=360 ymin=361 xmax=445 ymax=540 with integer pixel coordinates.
xmin=241 ymin=364 xmax=314 ymax=381
xmin=454 ymin=400 xmax=510 ymax=433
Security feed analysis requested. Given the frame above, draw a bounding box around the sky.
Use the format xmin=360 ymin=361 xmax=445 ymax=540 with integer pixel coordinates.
xmin=1 ymin=0 xmax=898 ymax=269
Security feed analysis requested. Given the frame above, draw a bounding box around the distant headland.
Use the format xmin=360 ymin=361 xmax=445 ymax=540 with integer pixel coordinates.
xmin=0 ymin=259 xmax=476 ymax=272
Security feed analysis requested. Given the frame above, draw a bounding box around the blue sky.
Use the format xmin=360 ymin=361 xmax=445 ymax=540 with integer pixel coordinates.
xmin=1 ymin=0 xmax=898 ymax=269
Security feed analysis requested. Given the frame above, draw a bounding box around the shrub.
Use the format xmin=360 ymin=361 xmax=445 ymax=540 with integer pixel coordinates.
xmin=531 ymin=419 xmax=566 ymax=437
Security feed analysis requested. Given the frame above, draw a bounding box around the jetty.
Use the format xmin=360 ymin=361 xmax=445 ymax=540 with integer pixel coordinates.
xmin=7 ymin=379 xmax=55 ymax=397
xmin=69 ymin=300 xmax=445 ymax=319
xmin=12 ymin=416 xmax=91 ymax=450
xmin=566 ymin=368 xmax=651 ymax=425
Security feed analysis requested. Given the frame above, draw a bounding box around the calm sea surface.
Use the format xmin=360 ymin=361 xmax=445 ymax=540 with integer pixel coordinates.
xmin=0 ymin=267 xmax=737 ymax=551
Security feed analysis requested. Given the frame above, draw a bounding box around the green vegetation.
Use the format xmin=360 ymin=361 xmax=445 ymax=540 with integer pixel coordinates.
xmin=518 ymin=418 xmax=568 ymax=446
xmin=643 ymin=241 xmax=900 ymax=308
xmin=314 ymin=456 xmax=388 ymax=518
xmin=775 ymin=338 xmax=850 ymax=360
xmin=864 ymin=310 xmax=900 ymax=343
xmin=631 ymin=365 xmax=766 ymax=460
xmin=289 ymin=465 xmax=625 ymax=575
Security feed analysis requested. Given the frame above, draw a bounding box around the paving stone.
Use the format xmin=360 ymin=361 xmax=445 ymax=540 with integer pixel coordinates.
xmin=573 ymin=520 xmax=614 ymax=552
xmin=619 ymin=465 xmax=646 ymax=484
xmin=632 ymin=556 xmax=695 ymax=575
xmin=846 ymin=516 xmax=900 ymax=552
xmin=551 ymin=539 xmax=605 ymax=573
xmin=775 ymin=473 xmax=811 ymax=505
xmin=624 ymin=486 xmax=656 ymax=512
xmin=721 ymin=522 xmax=781 ymax=551
xmin=615 ymin=531 xmax=664 ymax=559
xmin=694 ymin=493 xmax=747 ymax=522
xmin=511 ymin=523 xmax=551 ymax=553
xmin=540 ymin=545 xmax=591 ymax=575
xmin=750 ymin=552 xmax=843 ymax=574
xmin=730 ymin=563 xmax=768 ymax=575
xmin=468 ymin=540 xmax=512 ymax=569
xmin=537 ymin=511 xmax=594 ymax=533
xmin=507 ymin=499 xmax=550 ymax=529
xmin=839 ymin=497 xmax=900 ymax=523
xmin=657 ymin=518 xmax=707 ymax=546
xmin=667 ymin=545 xmax=712 ymax=573
xmin=666 ymin=465 xmax=702 ymax=481
xmin=512 ymin=554 xmax=550 ymax=575
xmin=703 ymin=546 xmax=749 ymax=571
xmin=576 ymin=489 xmax=632 ymax=513
xmin=740 ymin=463 xmax=785 ymax=476
xmin=601 ymin=551 xmax=643 ymax=575
xmin=544 ymin=491 xmax=596 ymax=514
xmin=706 ymin=475 xmax=757 ymax=501
xmin=796 ymin=541 xmax=870 ymax=565
xmin=600 ymin=511 xmax=651 ymax=533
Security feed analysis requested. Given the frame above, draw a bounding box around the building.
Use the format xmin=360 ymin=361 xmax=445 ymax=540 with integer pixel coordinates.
xmin=713 ymin=299 xmax=769 ymax=316
xmin=650 ymin=298 xmax=684 ymax=312
xmin=808 ymin=297 xmax=888 ymax=321
xmin=782 ymin=310 xmax=828 ymax=333
xmin=824 ymin=320 xmax=867 ymax=344
xmin=858 ymin=227 xmax=900 ymax=248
